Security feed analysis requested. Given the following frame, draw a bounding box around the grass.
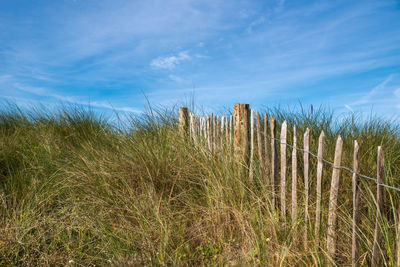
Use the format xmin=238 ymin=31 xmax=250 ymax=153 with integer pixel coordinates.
xmin=0 ymin=103 xmax=400 ymax=266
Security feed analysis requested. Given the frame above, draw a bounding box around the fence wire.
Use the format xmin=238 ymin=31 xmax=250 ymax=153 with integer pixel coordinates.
xmin=259 ymin=131 xmax=400 ymax=193
xmin=193 ymin=115 xmax=400 ymax=193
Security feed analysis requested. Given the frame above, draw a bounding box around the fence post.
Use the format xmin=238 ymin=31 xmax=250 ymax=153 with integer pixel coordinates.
xmin=220 ymin=115 xmax=223 ymax=150
xmin=215 ymin=115 xmax=219 ymax=153
xmin=372 ymin=146 xmax=385 ymax=267
xmin=212 ymin=114 xmax=216 ymax=154
xmin=249 ymin=110 xmax=255 ymax=183
xmin=230 ymin=115 xmax=233 ymax=154
xmin=270 ymin=116 xmax=278 ymax=208
xmin=327 ymin=135 xmax=343 ymax=265
xmin=291 ymin=125 xmax=297 ymax=225
xmin=264 ymin=114 xmax=270 ymax=186
xmin=207 ymin=116 xmax=211 ymax=151
xmin=397 ymin=208 xmax=400 ymax=267
xmin=234 ymin=104 xmax=250 ymax=176
xmin=256 ymin=112 xmax=265 ymax=182
xmin=303 ymin=128 xmax=310 ymax=248
xmin=179 ymin=107 xmax=189 ymax=135
xmin=225 ymin=116 xmax=229 ymax=146
xmin=352 ymin=140 xmax=360 ymax=267
xmin=280 ymin=120 xmax=287 ymax=218
xmin=315 ymin=131 xmax=325 ymax=247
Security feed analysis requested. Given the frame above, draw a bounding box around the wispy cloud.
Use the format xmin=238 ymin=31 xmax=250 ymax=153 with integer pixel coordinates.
xmin=344 ymin=104 xmax=354 ymax=113
xmin=350 ymin=74 xmax=394 ymax=107
xmin=12 ymin=83 xmax=141 ymax=113
xmin=0 ymin=75 xmax=12 ymax=83
xmin=169 ymin=74 xmax=184 ymax=83
xmin=150 ymin=51 xmax=191 ymax=70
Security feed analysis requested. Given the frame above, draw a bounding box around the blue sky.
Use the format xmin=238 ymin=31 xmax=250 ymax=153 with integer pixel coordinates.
xmin=1 ymin=0 xmax=400 ymax=116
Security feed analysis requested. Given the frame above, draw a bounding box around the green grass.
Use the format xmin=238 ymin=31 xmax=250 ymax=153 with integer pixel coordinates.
xmin=0 ymin=103 xmax=400 ymax=266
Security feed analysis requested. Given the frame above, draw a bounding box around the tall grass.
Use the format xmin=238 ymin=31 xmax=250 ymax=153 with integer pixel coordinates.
xmin=0 ymin=103 xmax=399 ymax=265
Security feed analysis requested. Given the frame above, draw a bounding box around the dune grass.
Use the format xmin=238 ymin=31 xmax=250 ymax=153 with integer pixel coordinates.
xmin=0 ymin=103 xmax=400 ymax=266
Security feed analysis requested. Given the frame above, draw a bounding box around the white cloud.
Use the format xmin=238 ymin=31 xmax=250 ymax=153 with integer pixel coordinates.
xmin=169 ymin=75 xmax=183 ymax=83
xmin=90 ymin=101 xmax=141 ymax=113
xmin=150 ymin=51 xmax=191 ymax=70
xmin=344 ymin=104 xmax=354 ymax=112
xmin=246 ymin=16 xmax=265 ymax=33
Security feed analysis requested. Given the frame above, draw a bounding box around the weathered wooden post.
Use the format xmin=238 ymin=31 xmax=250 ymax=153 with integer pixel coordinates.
xmin=315 ymin=131 xmax=325 ymax=247
xmin=264 ymin=114 xmax=270 ymax=186
xmin=207 ymin=116 xmax=211 ymax=151
xmin=303 ymin=128 xmax=310 ymax=248
xmin=280 ymin=121 xmax=287 ymax=219
xmin=396 ymin=208 xmax=400 ymax=267
xmin=249 ymin=109 xmax=255 ymax=183
xmin=179 ymin=107 xmax=189 ymax=135
xmin=291 ymin=125 xmax=297 ymax=225
xmin=270 ymin=116 xmax=278 ymax=208
xmin=352 ymin=140 xmax=360 ymax=267
xmin=327 ymin=135 xmax=343 ymax=265
xmin=372 ymin=146 xmax=385 ymax=267
xmin=234 ymin=104 xmax=250 ymax=177
xmin=256 ymin=112 xmax=264 ymax=182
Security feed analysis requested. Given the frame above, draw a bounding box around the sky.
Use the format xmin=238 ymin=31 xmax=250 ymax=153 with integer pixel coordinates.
xmin=0 ymin=0 xmax=400 ymax=117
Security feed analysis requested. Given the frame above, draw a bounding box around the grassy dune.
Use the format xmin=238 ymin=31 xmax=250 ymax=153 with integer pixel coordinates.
xmin=1 ymin=104 xmax=400 ymax=266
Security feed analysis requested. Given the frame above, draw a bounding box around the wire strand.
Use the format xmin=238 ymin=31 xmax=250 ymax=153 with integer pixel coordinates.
xmin=259 ymin=131 xmax=400 ymax=192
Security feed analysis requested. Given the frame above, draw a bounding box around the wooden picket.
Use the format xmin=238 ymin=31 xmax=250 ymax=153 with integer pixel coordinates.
xmin=249 ymin=110 xmax=255 ymax=183
xmin=256 ymin=112 xmax=264 ymax=181
xmin=303 ymin=128 xmax=310 ymax=248
xmin=372 ymin=146 xmax=385 ymax=267
xmin=315 ymin=131 xmax=325 ymax=247
xmin=352 ymin=140 xmax=360 ymax=267
xmin=327 ymin=136 xmax=343 ymax=264
xmin=264 ymin=114 xmax=270 ymax=186
xmin=280 ymin=121 xmax=287 ymax=218
xmin=270 ymin=116 xmax=277 ymax=208
xmin=291 ymin=125 xmax=297 ymax=225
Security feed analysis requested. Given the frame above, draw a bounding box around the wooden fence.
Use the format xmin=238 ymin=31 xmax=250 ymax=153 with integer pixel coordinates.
xmin=179 ymin=104 xmax=400 ymax=266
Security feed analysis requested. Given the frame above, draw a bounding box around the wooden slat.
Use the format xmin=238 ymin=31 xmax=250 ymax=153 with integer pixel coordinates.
xmin=270 ymin=116 xmax=277 ymax=208
xmin=372 ymin=146 xmax=385 ymax=267
xmin=207 ymin=116 xmax=211 ymax=151
xmin=212 ymin=114 xmax=216 ymax=154
xmin=303 ymin=128 xmax=310 ymax=248
xmin=264 ymin=114 xmax=270 ymax=186
xmin=327 ymin=135 xmax=343 ymax=265
xmin=230 ymin=115 xmax=233 ymax=154
xmin=351 ymin=140 xmax=360 ymax=267
xmin=291 ymin=125 xmax=297 ymax=225
xmin=249 ymin=109 xmax=255 ymax=183
xmin=397 ymin=207 xmax=400 ymax=267
xmin=221 ymin=115 xmax=225 ymax=147
xmin=189 ymin=112 xmax=192 ymax=137
xmin=216 ymin=115 xmax=220 ymax=152
xmin=315 ymin=131 xmax=325 ymax=247
xmin=196 ymin=116 xmax=199 ymax=140
xmin=202 ymin=117 xmax=206 ymax=143
xmin=256 ymin=112 xmax=265 ymax=181
xmin=280 ymin=120 xmax=287 ymax=218
xmin=225 ymin=116 xmax=229 ymax=146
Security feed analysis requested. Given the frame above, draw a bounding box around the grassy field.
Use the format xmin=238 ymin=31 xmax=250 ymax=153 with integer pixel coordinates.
xmin=1 ymin=103 xmax=400 ymax=266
